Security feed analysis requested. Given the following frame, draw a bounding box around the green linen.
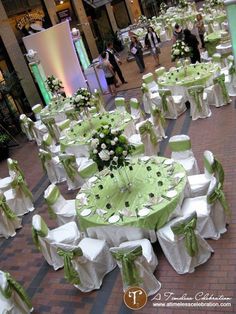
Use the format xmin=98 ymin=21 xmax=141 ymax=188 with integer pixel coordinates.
xmin=44 ymin=185 xmax=60 ymax=218
xmin=169 ymin=139 xmax=191 ymax=152
xmin=229 ymin=65 xmax=236 ymax=76
xmin=139 ymin=121 xmax=158 ymax=144
xmin=130 ymin=99 xmax=140 ymax=109
xmin=141 ymin=83 xmax=149 ymax=94
xmin=58 ymin=119 xmax=70 ymax=132
xmin=65 ymin=109 xmax=78 ymax=121
xmin=207 ymin=182 xmax=231 ymax=218
xmin=188 ymin=85 xmax=204 ymax=112
xmin=42 ymin=133 xmax=53 ymax=147
xmin=205 ymin=32 xmax=221 ymax=57
xmin=93 ymin=90 xmax=106 ymax=113
xmin=78 ymin=162 xmax=98 ymax=179
xmin=1 ymin=272 xmax=33 ymax=310
xmin=59 ymin=155 xmax=77 ymax=180
xmin=32 ymin=216 xmax=49 ymax=250
xmin=155 ymin=67 xmax=166 ymax=77
xmin=76 ymin=156 xmax=186 ymax=231
xmin=115 ymin=98 xmax=125 ymax=107
xmin=0 ymin=194 xmax=17 ymax=219
xmin=159 ymin=89 xmax=171 ymax=112
xmin=42 ymin=117 xmax=56 ymax=140
xmin=213 ymin=158 xmax=224 ymax=186
xmin=11 ymin=174 xmax=33 ymax=200
xmin=171 ymin=212 xmax=198 ymax=257
xmin=203 ymin=155 xmax=214 ymax=174
xmin=60 ymin=111 xmax=132 ymax=149
xmin=111 ymin=246 xmax=142 ymax=286
xmin=213 ymin=74 xmax=230 ymax=103
xmin=151 ymin=107 xmax=166 ymax=127
xmin=39 ymin=150 xmax=52 ymax=172
xmin=32 ymin=104 xmax=42 ymax=114
xmin=8 ymin=159 xmax=24 ymax=179
xmin=57 ymin=248 xmax=83 ymax=285
xmin=143 ymin=74 xmax=154 ymax=84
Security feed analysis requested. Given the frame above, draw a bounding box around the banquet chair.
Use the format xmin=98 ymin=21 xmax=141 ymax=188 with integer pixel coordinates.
xmin=110 ymin=245 xmax=161 ymax=296
xmin=142 ymin=83 xmax=161 ymax=114
xmin=7 ymin=158 xmax=25 ymax=179
xmin=44 ymin=183 xmax=77 ymax=226
xmin=149 ymin=107 xmax=167 ymax=141
xmin=206 ymin=73 xmax=231 ymax=107
xmin=39 ymin=149 xmax=66 ymax=184
xmin=159 ymin=89 xmax=185 ymax=119
xmin=42 ymin=116 xmax=60 ymax=143
xmin=42 ymin=133 xmax=61 ymax=156
xmin=0 ymin=191 xmax=22 ymax=239
xmin=0 ymin=270 xmax=33 ymax=314
xmin=57 ymin=238 xmax=116 ymax=292
xmin=65 ymin=108 xmax=80 ymax=122
xmin=4 ymin=172 xmax=34 ymax=216
xmin=129 ymin=120 xmax=159 ymax=156
xmin=32 ymin=103 xmax=43 ymax=121
xmin=32 ymin=214 xmax=81 ymax=270
xmin=187 ymin=85 xmax=211 ymax=121
xmin=156 ymin=212 xmax=213 ymax=274
xmin=142 ymin=73 xmax=159 ymax=93
xmin=227 ymin=60 xmax=236 ymax=97
xmin=129 ymin=98 xmax=143 ymax=122
xmin=19 ymin=114 xmax=34 ymax=141
xmin=155 ymin=66 xmax=166 ymax=79
xmin=182 ymin=177 xmax=229 ymax=240
xmin=0 ymin=176 xmax=12 ymax=193
xmin=169 ymin=134 xmax=199 ymax=175
xmin=212 ymin=53 xmax=223 ymax=68
xmin=115 ymin=97 xmax=126 ymax=112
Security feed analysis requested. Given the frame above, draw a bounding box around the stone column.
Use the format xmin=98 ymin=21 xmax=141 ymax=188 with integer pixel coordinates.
xmin=224 ymin=0 xmax=236 ymax=66
xmin=71 ymin=0 xmax=99 ymax=59
xmin=125 ymin=0 xmax=135 ymax=24
xmin=0 ymin=1 xmax=41 ymax=106
xmin=106 ymin=3 xmax=118 ymax=33
xmin=43 ymin=0 xmax=58 ymax=25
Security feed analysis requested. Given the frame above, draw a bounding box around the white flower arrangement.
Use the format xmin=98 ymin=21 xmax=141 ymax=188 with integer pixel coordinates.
xmin=171 ymin=40 xmax=191 ymax=61
xmin=137 ymin=15 xmax=148 ymax=25
xmin=72 ymin=88 xmax=93 ymax=112
xmin=90 ymin=125 xmax=133 ymax=171
xmin=208 ymin=0 xmax=223 ymax=6
xmin=160 ymin=2 xmax=168 ymax=14
xmin=45 ymin=75 xmax=64 ymax=94
xmin=178 ymin=0 xmax=188 ymax=9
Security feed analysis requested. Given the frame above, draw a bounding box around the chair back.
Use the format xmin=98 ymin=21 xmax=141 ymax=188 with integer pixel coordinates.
xmin=138 ymin=120 xmax=159 ymax=156
xmin=155 ymin=67 xmax=166 ymax=78
xmin=32 ymin=104 xmax=43 ymax=120
xmin=32 ymin=214 xmax=49 ymax=250
xmin=10 ymin=173 xmax=33 ymax=200
xmin=0 ymin=190 xmax=17 ymax=220
xmin=7 ymin=159 xmax=25 ymax=179
xmin=42 ymin=116 xmax=57 ymax=141
xmin=159 ymin=88 xmax=171 ymax=113
xmin=187 ymin=85 xmax=205 ymax=113
xmin=203 ymin=150 xmax=214 ymax=178
xmin=142 ymin=73 xmax=158 ymax=92
xmin=213 ymin=73 xmax=230 ymax=104
xmin=44 ymin=184 xmax=65 ymax=217
xmin=59 ymin=154 xmax=78 ymax=181
xmin=129 ymin=98 xmax=141 ymax=117
xmin=115 ymin=97 xmax=126 ymax=112
xmin=169 ymin=134 xmax=192 ymax=159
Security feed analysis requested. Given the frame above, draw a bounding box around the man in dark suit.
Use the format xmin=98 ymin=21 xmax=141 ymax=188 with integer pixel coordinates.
xmin=106 ymin=42 xmax=128 ymax=86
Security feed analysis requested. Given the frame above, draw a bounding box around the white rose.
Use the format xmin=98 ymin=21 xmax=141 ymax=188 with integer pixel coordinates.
xmin=111 ymin=129 xmax=118 ymax=135
xmin=113 ymin=156 xmax=118 ymax=162
xmin=52 ymin=79 xmax=58 ymax=86
xmin=98 ymin=150 xmax=110 ymax=161
xmin=91 ymin=138 xmax=99 ymax=148
xmin=93 ymin=149 xmax=98 ymax=154
xmin=103 ymin=125 xmax=109 ymax=129
xmin=185 ymin=47 xmax=190 ymax=52
xmin=123 ymin=151 xmax=127 ymax=156
xmin=100 ymin=133 xmax=105 ymax=138
xmin=101 ymin=143 xmax=106 ymax=149
xmin=114 ymin=137 xmax=118 ymax=142
xmin=94 ymin=89 xmax=97 ymax=93
xmin=111 ymin=140 xmax=115 ymax=145
xmin=109 ymin=150 xmax=114 ymax=155
xmin=174 ymin=49 xmax=180 ymax=55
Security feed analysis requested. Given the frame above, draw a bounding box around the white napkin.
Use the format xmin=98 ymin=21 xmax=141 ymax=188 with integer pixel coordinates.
xmin=96 ymin=208 xmax=107 ymax=216
xmin=76 ymin=193 xmax=88 ymax=205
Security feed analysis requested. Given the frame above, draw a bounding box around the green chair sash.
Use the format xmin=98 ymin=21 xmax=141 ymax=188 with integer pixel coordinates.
xmin=59 ymin=155 xmax=77 ymax=180
xmin=171 ymin=212 xmax=199 ymax=257
xmin=151 ymin=107 xmax=166 ymax=127
xmin=188 ymin=86 xmax=204 ymax=112
xmin=159 ymin=89 xmax=171 ymax=112
xmin=65 ymin=110 xmax=78 ymax=121
xmin=130 ymin=99 xmax=140 ymax=109
xmin=213 ymin=74 xmax=230 ymax=103
xmin=0 ymin=194 xmax=17 ymax=220
xmin=229 ymin=65 xmax=236 ymax=76
xmin=115 ymin=98 xmax=125 ymax=107
xmin=155 ymin=67 xmax=166 ymax=77
xmin=143 ymin=74 xmax=154 ymax=84
xmin=45 ymin=185 xmax=60 ymax=218
xmin=39 ymin=150 xmax=52 ymax=172
xmin=139 ymin=121 xmax=158 ymax=145
xmin=8 ymin=160 xmax=24 ymax=179
xmin=26 ymin=119 xmax=35 ymax=138
xmin=203 ymin=154 xmax=214 ymax=174
xmin=42 ymin=117 xmax=56 ymax=140
xmin=169 ymin=139 xmax=191 ymax=152
xmin=78 ymin=162 xmax=98 ymax=179
xmin=11 ymin=175 xmax=33 ymax=200
xmin=58 ymin=119 xmax=70 ymax=132
xmin=32 ymin=104 xmax=42 ymax=114
xmin=111 ymin=246 xmax=143 ymax=286
xmin=43 ymin=134 xmax=53 ymax=147
xmin=1 ymin=272 xmax=33 ymax=310
xmin=57 ymin=248 xmax=83 ymax=285
xmin=207 ymin=182 xmax=231 ymax=218
xmin=93 ymin=90 xmax=106 ymax=113
xmin=141 ymin=83 xmax=149 ymax=94
xmin=212 ymin=53 xmax=221 ymax=63
xmin=32 ymin=217 xmax=49 ymax=250
xmin=213 ymin=158 xmax=224 ymax=186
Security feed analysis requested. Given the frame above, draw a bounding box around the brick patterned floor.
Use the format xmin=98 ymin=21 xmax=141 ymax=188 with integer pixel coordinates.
xmin=1 ymin=54 xmax=236 ymax=314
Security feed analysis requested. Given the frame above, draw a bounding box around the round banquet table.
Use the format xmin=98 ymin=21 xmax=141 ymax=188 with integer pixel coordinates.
xmin=157 ymin=62 xmax=220 ymax=99
xmin=60 ymin=111 xmax=135 ymax=156
xmin=204 ymin=32 xmax=222 ymax=57
xmin=76 ymin=156 xmax=187 ymax=246
xmin=40 ymin=97 xmax=74 ymax=122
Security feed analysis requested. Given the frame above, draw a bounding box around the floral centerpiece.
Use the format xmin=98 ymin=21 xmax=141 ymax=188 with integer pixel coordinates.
xmin=171 ymin=40 xmax=191 ymax=61
xmin=72 ymin=88 xmax=94 ymax=119
xmin=207 ymin=0 xmax=223 ymax=7
xmin=45 ymin=75 xmax=63 ymax=96
xmin=137 ymin=15 xmax=148 ymax=25
xmin=160 ymin=2 xmax=168 ymax=14
xmin=178 ymin=0 xmax=188 ymax=9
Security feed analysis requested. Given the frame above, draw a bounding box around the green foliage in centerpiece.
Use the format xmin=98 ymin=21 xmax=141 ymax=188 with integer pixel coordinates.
xmin=45 ymin=75 xmax=64 ymax=94
xmin=72 ymin=88 xmax=93 ymax=112
xmin=90 ymin=125 xmax=133 ymax=171
xmin=207 ymin=0 xmax=223 ymax=7
xmin=171 ymin=40 xmax=191 ymax=61
xmin=160 ymin=2 xmax=168 ymax=14
xmin=178 ymin=0 xmax=188 ymax=9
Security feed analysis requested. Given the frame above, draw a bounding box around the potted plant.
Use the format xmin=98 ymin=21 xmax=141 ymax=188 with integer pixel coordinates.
xmin=0 ymin=134 xmax=10 ymax=161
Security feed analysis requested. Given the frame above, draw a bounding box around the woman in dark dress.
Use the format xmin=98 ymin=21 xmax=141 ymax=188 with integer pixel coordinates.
xmin=130 ymin=36 xmax=145 ymax=73
xmin=183 ymin=29 xmax=201 ymax=64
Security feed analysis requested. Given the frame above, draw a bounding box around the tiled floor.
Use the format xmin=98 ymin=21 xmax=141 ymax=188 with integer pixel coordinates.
xmin=1 ymin=52 xmax=236 ymax=314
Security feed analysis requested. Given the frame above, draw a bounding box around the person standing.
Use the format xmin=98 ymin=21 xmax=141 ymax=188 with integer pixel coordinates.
xmin=130 ymin=36 xmax=145 ymax=73
xmin=173 ymin=24 xmax=183 ymax=43
xmin=145 ymin=26 xmax=161 ymax=67
xmin=99 ymin=51 xmax=116 ymax=96
xmin=183 ymin=29 xmax=201 ymax=64
xmin=196 ymin=14 xmax=205 ymax=49
xmin=106 ymin=42 xmax=127 ymax=86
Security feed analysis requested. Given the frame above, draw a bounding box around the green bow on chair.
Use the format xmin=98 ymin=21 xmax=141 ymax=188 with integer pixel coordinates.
xmin=159 ymin=89 xmax=171 ymax=112
xmin=60 ymin=155 xmax=77 ymax=180
xmin=207 ymin=182 xmax=231 ymax=218
xmin=44 ymin=185 xmax=60 ymax=218
xmin=171 ymin=212 xmax=199 ymax=257
xmin=139 ymin=121 xmax=158 ymax=145
xmin=151 ymin=107 xmax=166 ymax=127
xmin=111 ymin=246 xmax=143 ymax=286
xmin=169 ymin=139 xmax=191 ymax=152
xmin=57 ymin=248 xmax=83 ymax=285
xmin=1 ymin=272 xmax=33 ymax=310
xmin=141 ymin=83 xmax=149 ymax=94
xmin=39 ymin=150 xmax=52 ymax=172
xmin=8 ymin=160 xmax=25 ymax=179
xmin=93 ymin=90 xmax=105 ymax=113
xmin=212 ymin=158 xmax=224 ymax=186
xmin=229 ymin=65 xmax=236 ymax=76
xmin=188 ymin=86 xmax=204 ymax=112
xmin=0 ymin=194 xmax=17 ymax=220
xmin=42 ymin=117 xmax=56 ymax=140
xmin=32 ymin=217 xmax=49 ymax=250
xmin=213 ymin=74 xmax=230 ymax=103
xmin=11 ymin=175 xmax=33 ymax=200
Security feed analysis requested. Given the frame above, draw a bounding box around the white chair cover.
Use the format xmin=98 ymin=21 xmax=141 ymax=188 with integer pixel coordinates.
xmin=129 ymin=98 xmax=143 ymax=122
xmin=205 ymin=73 xmax=231 ymax=107
xmin=142 ymin=83 xmax=161 ymax=114
xmin=115 ymin=97 xmax=126 ymax=112
xmin=187 ymin=85 xmax=211 ymax=121
xmin=142 ymin=73 xmax=159 ymax=93
xmin=32 ymin=120 xmax=48 ymax=146
xmin=44 ymin=184 xmax=77 ymax=226
xmin=169 ymin=135 xmax=199 ymax=175
xmin=159 ymin=89 xmax=185 ymax=119
xmin=137 ymin=120 xmax=159 ymax=156
xmin=32 ymin=103 xmax=43 ymax=121
xmin=58 ymin=238 xmax=116 ymax=292
xmin=156 ymin=212 xmax=213 ymax=274
xmin=19 ymin=114 xmax=34 ymax=141
xmin=42 ymin=133 xmax=61 ymax=156
xmin=32 ymin=214 xmax=81 ymax=270
xmin=0 ymin=177 xmax=12 ymax=193
xmin=39 ymin=149 xmax=66 ymax=184
xmin=110 ymin=245 xmax=161 ymax=296
xmin=149 ymin=107 xmax=167 ymax=141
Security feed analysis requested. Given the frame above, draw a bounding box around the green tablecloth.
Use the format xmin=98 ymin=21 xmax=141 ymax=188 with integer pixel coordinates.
xmin=76 ymin=156 xmax=186 ymax=231
xmin=40 ymin=97 xmax=74 ymax=119
xmin=60 ymin=111 xmax=133 ymax=151
xmin=205 ymin=32 xmax=222 ymax=57
xmin=158 ymin=62 xmax=220 ymax=88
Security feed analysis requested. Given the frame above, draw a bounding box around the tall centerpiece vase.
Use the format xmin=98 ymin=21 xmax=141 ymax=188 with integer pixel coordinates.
xmin=115 ymin=166 xmax=132 ymax=193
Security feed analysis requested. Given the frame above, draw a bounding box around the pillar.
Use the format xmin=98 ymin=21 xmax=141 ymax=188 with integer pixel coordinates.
xmin=71 ymin=0 xmax=99 ymax=59
xmin=224 ymin=0 xmax=236 ymax=66
xmin=43 ymin=0 xmax=58 ymax=25
xmin=0 ymin=1 xmax=41 ymax=106
xmin=106 ymin=3 xmax=118 ymax=33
